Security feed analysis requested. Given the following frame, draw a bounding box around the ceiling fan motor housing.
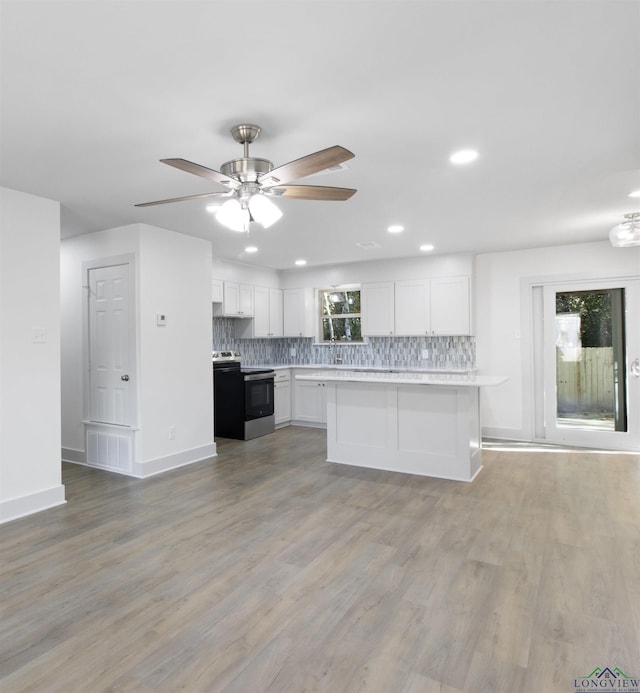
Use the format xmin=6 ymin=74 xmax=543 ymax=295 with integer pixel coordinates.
xmin=220 ymin=157 xmax=274 ymax=183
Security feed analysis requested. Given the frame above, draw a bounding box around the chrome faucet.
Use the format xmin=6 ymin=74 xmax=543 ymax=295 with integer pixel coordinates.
xmin=330 ymin=337 xmax=343 ymax=364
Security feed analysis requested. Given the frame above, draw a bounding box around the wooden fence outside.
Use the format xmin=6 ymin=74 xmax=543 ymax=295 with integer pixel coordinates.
xmin=556 ymin=346 xmax=614 ymax=414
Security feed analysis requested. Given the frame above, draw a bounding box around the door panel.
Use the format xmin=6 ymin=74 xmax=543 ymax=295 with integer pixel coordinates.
xmin=88 ymin=264 xmax=132 ymax=426
xmin=542 ymin=279 xmax=639 ymax=450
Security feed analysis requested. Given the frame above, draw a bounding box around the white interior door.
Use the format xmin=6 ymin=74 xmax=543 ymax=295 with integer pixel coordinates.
xmin=541 ymin=278 xmax=639 ymax=451
xmin=88 ymin=263 xmax=133 ymax=426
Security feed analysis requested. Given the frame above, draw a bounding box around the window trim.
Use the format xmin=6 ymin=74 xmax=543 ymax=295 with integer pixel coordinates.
xmin=317 ymin=286 xmax=365 ymax=344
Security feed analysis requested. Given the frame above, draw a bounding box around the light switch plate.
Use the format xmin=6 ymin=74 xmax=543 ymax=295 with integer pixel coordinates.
xmin=32 ymin=327 xmax=47 ymax=343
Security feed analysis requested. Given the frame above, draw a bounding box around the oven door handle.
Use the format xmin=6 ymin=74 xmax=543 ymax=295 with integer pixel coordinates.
xmin=244 ymin=373 xmax=275 ymax=382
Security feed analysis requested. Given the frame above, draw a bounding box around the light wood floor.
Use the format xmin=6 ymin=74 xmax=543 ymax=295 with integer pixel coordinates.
xmin=1 ymin=427 xmax=639 ymax=692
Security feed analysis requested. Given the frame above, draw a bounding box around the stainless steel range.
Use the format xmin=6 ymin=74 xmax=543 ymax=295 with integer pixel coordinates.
xmin=212 ymin=351 xmax=275 ymax=440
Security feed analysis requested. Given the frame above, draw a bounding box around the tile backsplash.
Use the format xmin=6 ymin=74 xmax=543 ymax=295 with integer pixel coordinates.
xmin=213 ymin=318 xmax=475 ymax=370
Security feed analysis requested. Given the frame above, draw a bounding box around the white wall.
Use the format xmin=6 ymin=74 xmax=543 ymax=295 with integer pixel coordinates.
xmin=278 ymin=254 xmax=474 ymax=289
xmin=475 ymin=241 xmax=640 ymax=440
xmin=212 ymin=256 xmax=279 ymax=288
xmin=138 ymin=225 xmax=214 ymax=464
xmin=1 ymin=187 xmax=65 ymax=522
xmin=61 ymin=223 xmax=215 ymax=477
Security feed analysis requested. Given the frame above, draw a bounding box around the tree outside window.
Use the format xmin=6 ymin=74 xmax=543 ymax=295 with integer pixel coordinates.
xmin=319 ymin=289 xmax=363 ymax=342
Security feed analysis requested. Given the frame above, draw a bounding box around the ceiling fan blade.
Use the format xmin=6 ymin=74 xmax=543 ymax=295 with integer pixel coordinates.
xmin=135 ymin=191 xmax=231 ymax=207
xmin=160 ymin=158 xmax=240 ymax=189
xmin=269 ymin=185 xmax=357 ymax=201
xmin=259 ymin=145 xmax=354 ymax=186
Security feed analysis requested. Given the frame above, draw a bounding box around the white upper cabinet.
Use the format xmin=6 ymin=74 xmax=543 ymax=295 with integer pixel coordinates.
xmin=238 ymin=283 xmax=254 ymax=316
xmin=361 ymin=282 xmax=395 ymax=336
xmin=283 ymin=288 xmax=316 ymax=337
xmin=362 ymin=275 xmax=472 ymax=336
xmin=395 ymin=279 xmax=430 ymax=335
xmin=268 ymin=288 xmax=283 ymax=337
xmin=213 ymin=280 xmax=254 ymax=317
xmin=211 ymin=279 xmax=223 ymax=303
xmin=237 ymin=286 xmax=282 ymax=337
xmin=253 ymin=286 xmax=270 ymax=335
xmin=429 ymin=275 xmax=470 ymax=335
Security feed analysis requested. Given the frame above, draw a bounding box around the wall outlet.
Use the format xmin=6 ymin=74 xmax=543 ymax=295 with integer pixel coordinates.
xmin=169 ymin=425 xmax=176 ymax=440
xmin=421 ymin=349 xmax=429 ymax=359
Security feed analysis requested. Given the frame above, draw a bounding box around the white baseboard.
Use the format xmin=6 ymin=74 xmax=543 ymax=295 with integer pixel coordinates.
xmin=0 ymin=484 xmax=66 ymax=524
xmin=131 ymin=442 xmax=218 ymax=478
xmin=61 ymin=447 xmax=86 ymax=465
xmin=482 ymin=426 xmax=529 ymax=442
xmin=290 ymin=420 xmax=327 ymax=429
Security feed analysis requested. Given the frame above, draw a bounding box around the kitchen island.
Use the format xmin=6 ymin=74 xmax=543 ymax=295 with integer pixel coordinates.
xmin=296 ymin=370 xmax=508 ymax=482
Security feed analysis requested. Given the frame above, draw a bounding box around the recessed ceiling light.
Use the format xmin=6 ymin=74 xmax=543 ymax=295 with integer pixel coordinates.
xmin=295 ymin=259 xmax=307 ymax=266
xmin=449 ymin=149 xmax=479 ymax=165
xmin=629 ymin=189 xmax=640 ymax=198
xmin=388 ymin=224 xmax=404 ymax=233
xmin=419 ymin=244 xmax=434 ymax=252
xmin=245 ymin=246 xmax=258 ymax=253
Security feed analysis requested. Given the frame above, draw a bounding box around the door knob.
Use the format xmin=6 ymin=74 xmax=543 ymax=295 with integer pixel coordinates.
xmin=631 ymin=358 xmax=640 ymax=378
xmin=121 ymin=374 xmax=130 ymax=381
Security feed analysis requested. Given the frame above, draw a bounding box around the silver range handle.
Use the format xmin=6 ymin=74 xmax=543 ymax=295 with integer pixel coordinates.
xmin=244 ymin=373 xmax=275 ymax=382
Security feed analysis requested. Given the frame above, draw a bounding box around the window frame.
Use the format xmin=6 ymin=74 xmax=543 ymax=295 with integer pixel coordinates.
xmin=317 ymin=286 xmax=364 ymax=344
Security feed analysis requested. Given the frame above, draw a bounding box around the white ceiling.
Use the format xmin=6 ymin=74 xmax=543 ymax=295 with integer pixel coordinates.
xmin=1 ymin=0 xmax=639 ymax=270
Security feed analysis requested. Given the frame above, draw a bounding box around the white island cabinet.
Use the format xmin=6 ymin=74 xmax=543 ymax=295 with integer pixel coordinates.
xmin=296 ymin=370 xmax=507 ymax=482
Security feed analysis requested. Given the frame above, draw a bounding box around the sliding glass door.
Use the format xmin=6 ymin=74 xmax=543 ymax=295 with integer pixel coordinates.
xmin=541 ymin=279 xmax=639 ymax=450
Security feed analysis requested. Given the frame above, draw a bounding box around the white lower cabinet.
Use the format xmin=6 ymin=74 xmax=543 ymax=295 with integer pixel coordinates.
xmin=293 ymin=373 xmax=327 ymax=426
xmin=274 ymin=370 xmax=291 ymax=427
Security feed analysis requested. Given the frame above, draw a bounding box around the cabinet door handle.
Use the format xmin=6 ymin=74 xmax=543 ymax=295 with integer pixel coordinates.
xmin=121 ymin=374 xmax=129 ymax=382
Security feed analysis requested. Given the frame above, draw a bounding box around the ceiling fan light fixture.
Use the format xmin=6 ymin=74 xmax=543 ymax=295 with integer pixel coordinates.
xmin=216 ymin=197 xmax=249 ymax=232
xmin=248 ymin=193 xmax=282 ymax=228
xmin=609 ymin=212 xmax=640 ymax=247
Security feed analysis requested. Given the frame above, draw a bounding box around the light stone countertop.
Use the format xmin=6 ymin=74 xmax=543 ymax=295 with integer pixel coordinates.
xmin=295 ymin=369 xmax=508 ymax=387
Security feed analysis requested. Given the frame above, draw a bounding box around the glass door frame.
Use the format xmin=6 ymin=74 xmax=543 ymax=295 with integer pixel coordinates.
xmin=539 ymin=277 xmax=639 ymax=451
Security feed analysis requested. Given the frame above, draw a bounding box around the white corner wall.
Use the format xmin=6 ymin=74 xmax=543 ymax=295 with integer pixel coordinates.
xmin=1 ymin=187 xmax=65 ymax=522
xmin=61 ymin=223 xmax=215 ymax=478
xmin=137 ymin=225 xmax=214 ymax=472
xmin=475 ymin=241 xmax=640 ymax=440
